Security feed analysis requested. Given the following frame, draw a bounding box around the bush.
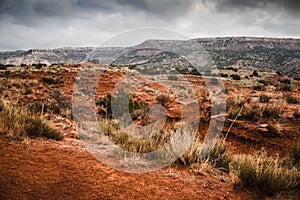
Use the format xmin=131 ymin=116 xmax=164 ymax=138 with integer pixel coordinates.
xmin=230 ymin=74 xmax=241 ymax=80
xmin=40 ymin=77 xmax=58 ymax=85
xmin=291 ymin=146 xmax=300 ymax=165
xmin=252 ymin=70 xmax=259 ymax=77
xmin=233 ymin=152 xmax=300 ymax=196
xmin=96 ymin=90 xmax=148 ymax=120
xmin=259 ymin=94 xmax=270 ymax=103
xmin=168 ymin=75 xmax=178 ymax=81
xmin=294 ymin=111 xmax=300 ymax=119
xmin=156 ymin=93 xmax=169 ymax=105
xmin=262 ymin=105 xmax=281 ymax=120
xmin=0 ymin=64 xmax=7 ymax=70
xmin=286 ymin=95 xmax=299 ymax=104
xmin=179 ymin=141 xmax=232 ymax=173
xmin=220 ymin=73 xmax=228 ymax=77
xmin=276 ymin=71 xmax=282 ymax=76
xmin=281 ymin=79 xmax=291 ymax=85
xmin=0 ymin=100 xmax=62 ymax=140
xmin=253 ymin=85 xmax=265 ymax=91
xmin=279 ymin=84 xmax=292 ymax=91
xmin=209 ymin=77 xmax=219 ymax=85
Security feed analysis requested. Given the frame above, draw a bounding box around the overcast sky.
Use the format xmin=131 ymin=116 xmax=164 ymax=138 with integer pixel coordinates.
xmin=0 ymin=0 xmax=299 ymax=51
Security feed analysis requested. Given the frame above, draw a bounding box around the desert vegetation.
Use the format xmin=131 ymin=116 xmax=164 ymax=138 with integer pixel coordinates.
xmin=0 ymin=63 xmax=300 ymax=199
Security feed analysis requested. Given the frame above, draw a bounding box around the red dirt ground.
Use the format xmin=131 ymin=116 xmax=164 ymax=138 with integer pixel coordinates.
xmin=0 ymin=135 xmax=256 ymax=200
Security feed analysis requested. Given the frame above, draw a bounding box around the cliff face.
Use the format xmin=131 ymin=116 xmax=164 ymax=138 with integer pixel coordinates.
xmin=0 ymin=37 xmax=299 ymax=77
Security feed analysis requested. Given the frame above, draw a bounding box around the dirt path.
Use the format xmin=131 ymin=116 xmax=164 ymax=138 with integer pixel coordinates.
xmin=0 ymin=135 xmax=256 ymax=200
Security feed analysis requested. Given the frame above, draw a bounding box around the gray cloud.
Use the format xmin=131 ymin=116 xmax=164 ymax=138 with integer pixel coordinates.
xmin=209 ymin=0 xmax=300 ymax=15
xmin=0 ymin=0 xmax=299 ymax=50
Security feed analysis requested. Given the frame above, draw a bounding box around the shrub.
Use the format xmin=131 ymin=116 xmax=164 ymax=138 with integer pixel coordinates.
xmin=0 ymin=64 xmax=7 ymax=70
xmin=96 ymin=90 xmax=148 ymax=120
xmin=48 ymin=90 xmax=71 ymax=115
xmin=209 ymin=77 xmax=219 ymax=85
xmin=253 ymin=85 xmax=265 ymax=91
xmin=280 ymin=79 xmax=291 ymax=85
xmin=252 ymin=70 xmax=259 ymax=77
xmin=276 ymin=71 xmax=282 ymax=76
xmin=40 ymin=77 xmax=58 ymax=85
xmin=262 ymin=105 xmax=281 ymax=120
xmin=179 ymin=140 xmax=232 ymax=173
xmin=156 ymin=93 xmax=169 ymax=105
xmin=230 ymin=74 xmax=241 ymax=80
xmin=286 ymin=95 xmax=299 ymax=104
xmin=0 ymin=100 xmax=62 ymax=140
xmin=259 ymin=94 xmax=270 ymax=103
xmin=220 ymin=73 xmax=228 ymax=77
xmin=291 ymin=146 xmax=300 ymax=165
xmin=279 ymin=84 xmax=292 ymax=91
xmin=233 ymin=152 xmax=300 ymax=196
xmin=294 ymin=111 xmax=300 ymax=119
xmin=266 ymin=123 xmax=280 ymax=137
xmin=242 ymin=104 xmax=261 ymax=121
xmin=168 ymin=75 xmax=178 ymax=81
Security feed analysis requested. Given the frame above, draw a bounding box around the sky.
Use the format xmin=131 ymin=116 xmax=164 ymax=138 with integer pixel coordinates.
xmin=0 ymin=0 xmax=299 ymax=51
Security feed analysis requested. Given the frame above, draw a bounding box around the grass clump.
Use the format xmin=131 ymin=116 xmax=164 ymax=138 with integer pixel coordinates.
xmin=291 ymin=146 xmax=300 ymax=165
xmin=259 ymin=94 xmax=270 ymax=103
xmin=179 ymin=141 xmax=232 ymax=174
xmin=232 ymin=151 xmax=300 ymax=196
xmin=286 ymin=95 xmax=299 ymax=104
xmin=0 ymin=100 xmax=62 ymax=140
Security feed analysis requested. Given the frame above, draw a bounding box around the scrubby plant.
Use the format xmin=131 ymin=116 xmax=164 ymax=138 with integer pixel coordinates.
xmin=259 ymin=94 xmax=270 ymax=103
xmin=280 ymin=79 xmax=291 ymax=85
xmin=252 ymin=70 xmax=259 ymax=77
xmin=232 ymin=151 xmax=300 ymax=196
xmin=279 ymin=84 xmax=292 ymax=91
xmin=179 ymin=141 xmax=232 ymax=173
xmin=230 ymin=74 xmax=241 ymax=80
xmin=286 ymin=95 xmax=299 ymax=104
xmin=40 ymin=77 xmax=58 ymax=85
xmin=0 ymin=100 xmax=62 ymax=140
xmin=253 ymin=85 xmax=265 ymax=91
xmin=262 ymin=105 xmax=282 ymax=120
xmin=294 ymin=111 xmax=300 ymax=119
xmin=48 ymin=90 xmax=71 ymax=115
xmin=156 ymin=93 xmax=169 ymax=105
xmin=96 ymin=90 xmax=148 ymax=120
xmin=291 ymin=146 xmax=300 ymax=165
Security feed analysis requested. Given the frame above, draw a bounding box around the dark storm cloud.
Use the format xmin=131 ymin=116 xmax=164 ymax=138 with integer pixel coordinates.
xmin=0 ymin=0 xmax=194 ymax=27
xmin=0 ymin=0 xmax=299 ymax=50
xmin=209 ymin=0 xmax=300 ymax=15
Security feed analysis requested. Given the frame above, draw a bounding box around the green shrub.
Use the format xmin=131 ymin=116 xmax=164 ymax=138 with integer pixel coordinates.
xmin=230 ymin=74 xmax=241 ymax=80
xmin=281 ymin=79 xmax=291 ymax=85
xmin=96 ymin=90 xmax=148 ymax=119
xmin=252 ymin=70 xmax=259 ymax=77
xmin=233 ymin=152 xmax=300 ymax=196
xmin=0 ymin=64 xmax=7 ymax=70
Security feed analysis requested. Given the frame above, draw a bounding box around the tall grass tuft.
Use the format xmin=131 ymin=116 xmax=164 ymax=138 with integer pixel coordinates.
xmin=0 ymin=100 xmax=63 ymax=140
xmin=232 ymin=151 xmax=300 ymax=196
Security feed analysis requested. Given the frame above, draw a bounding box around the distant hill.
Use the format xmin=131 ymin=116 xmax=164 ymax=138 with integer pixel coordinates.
xmin=0 ymin=37 xmax=299 ymax=77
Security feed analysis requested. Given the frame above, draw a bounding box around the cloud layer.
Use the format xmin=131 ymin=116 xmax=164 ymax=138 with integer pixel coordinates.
xmin=0 ymin=0 xmax=299 ymax=50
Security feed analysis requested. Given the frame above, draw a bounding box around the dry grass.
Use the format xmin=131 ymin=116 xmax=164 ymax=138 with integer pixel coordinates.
xmin=0 ymin=99 xmax=62 ymax=140
xmin=232 ymin=151 xmax=300 ymax=196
